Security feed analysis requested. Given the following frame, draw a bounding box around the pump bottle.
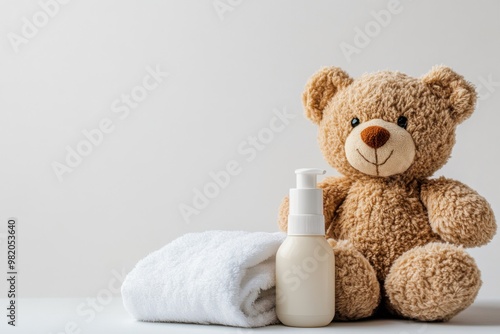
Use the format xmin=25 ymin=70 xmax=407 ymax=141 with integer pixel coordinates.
xmin=275 ymin=168 xmax=335 ymax=327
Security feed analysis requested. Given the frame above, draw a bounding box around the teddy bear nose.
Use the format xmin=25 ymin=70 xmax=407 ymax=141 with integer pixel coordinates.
xmin=360 ymin=126 xmax=390 ymax=149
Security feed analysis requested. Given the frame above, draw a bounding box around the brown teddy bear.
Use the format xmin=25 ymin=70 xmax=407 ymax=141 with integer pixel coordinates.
xmin=278 ymin=66 xmax=496 ymax=321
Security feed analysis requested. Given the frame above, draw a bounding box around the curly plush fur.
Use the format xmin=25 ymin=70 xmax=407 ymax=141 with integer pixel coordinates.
xmin=278 ymin=66 xmax=496 ymax=322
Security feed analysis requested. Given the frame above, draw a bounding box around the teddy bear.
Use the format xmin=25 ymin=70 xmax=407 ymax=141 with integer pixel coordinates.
xmin=277 ymin=66 xmax=497 ymax=322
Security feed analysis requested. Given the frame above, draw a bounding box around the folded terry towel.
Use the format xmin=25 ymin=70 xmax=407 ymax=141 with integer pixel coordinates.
xmin=121 ymin=230 xmax=286 ymax=327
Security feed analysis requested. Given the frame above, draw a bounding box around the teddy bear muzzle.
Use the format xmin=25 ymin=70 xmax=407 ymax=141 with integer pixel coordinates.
xmin=344 ymin=119 xmax=416 ymax=177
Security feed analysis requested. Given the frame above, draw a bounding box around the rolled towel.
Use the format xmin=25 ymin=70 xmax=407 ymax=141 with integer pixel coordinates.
xmin=121 ymin=230 xmax=286 ymax=327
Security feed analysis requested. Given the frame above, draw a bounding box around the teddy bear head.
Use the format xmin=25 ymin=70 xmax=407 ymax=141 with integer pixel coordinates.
xmin=303 ymin=66 xmax=477 ymax=179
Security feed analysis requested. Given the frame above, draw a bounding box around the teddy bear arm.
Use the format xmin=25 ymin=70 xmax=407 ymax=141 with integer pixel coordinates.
xmin=277 ymin=176 xmax=351 ymax=232
xmin=319 ymin=176 xmax=351 ymax=233
xmin=277 ymin=196 xmax=289 ymax=231
xmin=420 ymin=177 xmax=496 ymax=247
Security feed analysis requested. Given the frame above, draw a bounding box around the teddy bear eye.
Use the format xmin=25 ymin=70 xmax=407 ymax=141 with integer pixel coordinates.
xmin=351 ymin=117 xmax=360 ymax=128
xmin=397 ymin=116 xmax=408 ymax=129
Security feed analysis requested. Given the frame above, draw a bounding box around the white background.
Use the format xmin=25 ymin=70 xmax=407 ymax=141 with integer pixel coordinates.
xmin=0 ymin=0 xmax=499 ymax=303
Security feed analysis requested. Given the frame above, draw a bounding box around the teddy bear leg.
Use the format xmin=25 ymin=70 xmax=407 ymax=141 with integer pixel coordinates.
xmin=384 ymin=242 xmax=481 ymax=321
xmin=328 ymin=239 xmax=380 ymax=320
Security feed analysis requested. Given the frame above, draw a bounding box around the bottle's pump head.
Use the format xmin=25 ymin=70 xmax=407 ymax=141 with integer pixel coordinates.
xmin=288 ymin=168 xmax=326 ymax=235
xmin=295 ymin=168 xmax=325 ymax=189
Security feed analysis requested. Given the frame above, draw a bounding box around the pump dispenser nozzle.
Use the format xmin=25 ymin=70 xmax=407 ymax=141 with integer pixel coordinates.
xmin=295 ymin=168 xmax=326 ymax=188
xmin=288 ymin=168 xmax=326 ymax=235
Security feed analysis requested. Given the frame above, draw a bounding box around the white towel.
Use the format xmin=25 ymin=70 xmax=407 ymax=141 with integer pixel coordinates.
xmin=121 ymin=230 xmax=286 ymax=327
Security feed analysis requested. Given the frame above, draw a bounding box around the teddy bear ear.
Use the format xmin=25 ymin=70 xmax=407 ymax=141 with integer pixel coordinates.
xmin=421 ymin=66 xmax=477 ymax=124
xmin=302 ymin=67 xmax=353 ymax=125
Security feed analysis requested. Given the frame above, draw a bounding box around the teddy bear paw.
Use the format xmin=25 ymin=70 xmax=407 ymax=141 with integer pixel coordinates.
xmin=333 ymin=240 xmax=380 ymax=320
xmin=385 ymin=242 xmax=481 ymax=321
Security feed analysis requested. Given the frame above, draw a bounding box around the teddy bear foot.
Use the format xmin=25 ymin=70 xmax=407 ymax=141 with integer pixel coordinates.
xmin=385 ymin=242 xmax=481 ymax=321
xmin=328 ymin=239 xmax=380 ymax=320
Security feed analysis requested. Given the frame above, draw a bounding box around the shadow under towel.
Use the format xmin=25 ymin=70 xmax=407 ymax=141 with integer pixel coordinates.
xmin=121 ymin=230 xmax=286 ymax=327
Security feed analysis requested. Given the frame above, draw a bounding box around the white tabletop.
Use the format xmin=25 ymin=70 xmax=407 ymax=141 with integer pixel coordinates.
xmin=1 ymin=298 xmax=499 ymax=334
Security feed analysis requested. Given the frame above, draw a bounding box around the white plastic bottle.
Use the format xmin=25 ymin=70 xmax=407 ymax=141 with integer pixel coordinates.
xmin=276 ymin=168 xmax=335 ymax=327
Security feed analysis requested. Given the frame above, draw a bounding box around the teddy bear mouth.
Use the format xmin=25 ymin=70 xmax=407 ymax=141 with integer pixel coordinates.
xmin=356 ymin=149 xmax=394 ymax=175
